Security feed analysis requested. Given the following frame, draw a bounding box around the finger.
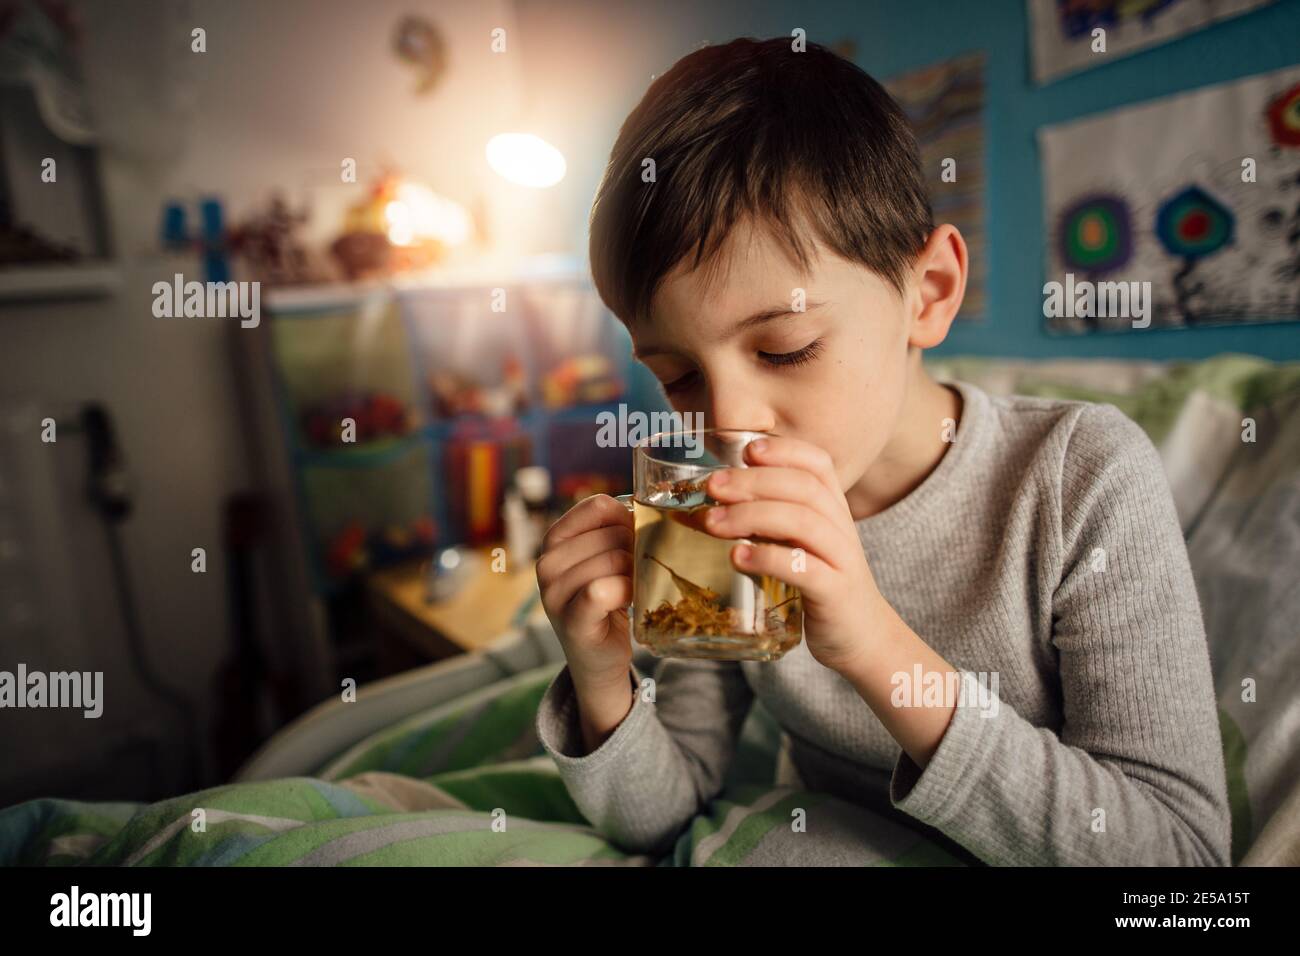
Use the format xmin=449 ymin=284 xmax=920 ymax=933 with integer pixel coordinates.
xmin=536 ymin=523 xmax=632 ymax=586
xmin=541 ymin=493 xmax=632 ymax=552
xmin=542 ymin=546 xmax=633 ymax=621
xmin=704 ymin=499 xmax=852 ymax=571
xmin=564 ymin=573 xmax=634 ymax=639
xmin=743 ymin=436 xmax=840 ymax=498
xmin=729 ymin=539 xmax=833 ymax=600
xmin=706 ymin=465 xmax=854 ymax=537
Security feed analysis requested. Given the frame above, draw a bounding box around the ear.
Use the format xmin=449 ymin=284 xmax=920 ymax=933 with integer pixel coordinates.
xmin=906 ymin=224 xmax=967 ymax=349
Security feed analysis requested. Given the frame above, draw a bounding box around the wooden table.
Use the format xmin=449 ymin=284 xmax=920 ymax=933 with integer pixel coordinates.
xmin=367 ymin=547 xmax=540 ymax=673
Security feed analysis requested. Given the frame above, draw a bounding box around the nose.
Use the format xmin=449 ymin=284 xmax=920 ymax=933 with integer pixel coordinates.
xmin=704 ymin=381 xmax=775 ymax=434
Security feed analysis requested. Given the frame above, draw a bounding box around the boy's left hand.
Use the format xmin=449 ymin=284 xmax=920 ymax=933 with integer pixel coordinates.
xmin=703 ymin=434 xmax=891 ymax=674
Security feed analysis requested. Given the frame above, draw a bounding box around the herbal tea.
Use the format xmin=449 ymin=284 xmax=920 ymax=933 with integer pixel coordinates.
xmin=631 ymin=481 xmax=803 ymax=661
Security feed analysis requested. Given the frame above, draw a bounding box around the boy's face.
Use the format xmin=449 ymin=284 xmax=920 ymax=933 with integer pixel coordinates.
xmin=631 ymin=216 xmax=917 ymax=494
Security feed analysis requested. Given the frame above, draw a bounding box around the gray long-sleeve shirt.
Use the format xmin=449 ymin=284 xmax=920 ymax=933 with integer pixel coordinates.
xmin=535 ymin=379 xmax=1233 ymax=865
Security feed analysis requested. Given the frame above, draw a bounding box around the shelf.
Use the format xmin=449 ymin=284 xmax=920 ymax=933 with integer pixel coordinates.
xmin=264 ymin=255 xmax=590 ymax=316
xmin=0 ymin=262 xmax=121 ymax=301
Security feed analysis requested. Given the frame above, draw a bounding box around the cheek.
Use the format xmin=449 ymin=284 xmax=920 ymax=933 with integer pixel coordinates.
xmin=844 ymin=352 xmax=893 ymax=430
xmin=780 ymin=402 xmax=876 ymax=493
xmin=778 ymin=347 xmax=887 ymax=485
xmin=832 ymin=358 xmax=901 ymax=483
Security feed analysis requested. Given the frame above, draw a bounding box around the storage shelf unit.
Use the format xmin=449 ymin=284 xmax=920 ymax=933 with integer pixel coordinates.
xmin=263 ymin=267 xmax=635 ymax=594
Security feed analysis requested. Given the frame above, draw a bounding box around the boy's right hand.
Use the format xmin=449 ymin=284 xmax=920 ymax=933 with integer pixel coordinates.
xmin=536 ymin=493 xmax=635 ymax=692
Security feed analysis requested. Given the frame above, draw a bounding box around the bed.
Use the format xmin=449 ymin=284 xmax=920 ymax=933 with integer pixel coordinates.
xmin=2 ymin=353 xmax=1297 ymax=866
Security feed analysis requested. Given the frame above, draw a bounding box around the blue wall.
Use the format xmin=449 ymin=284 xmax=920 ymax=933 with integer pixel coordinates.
xmin=532 ymin=0 xmax=1300 ymax=362
xmin=822 ymin=0 xmax=1300 ymax=361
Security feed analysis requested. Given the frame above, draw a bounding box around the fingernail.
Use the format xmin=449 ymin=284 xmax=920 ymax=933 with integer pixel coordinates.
xmin=711 ymin=470 xmax=730 ymax=486
xmin=709 ymin=506 xmax=727 ymax=522
xmin=750 ymin=438 xmax=768 ymax=454
xmin=734 ymin=543 xmax=752 ymax=561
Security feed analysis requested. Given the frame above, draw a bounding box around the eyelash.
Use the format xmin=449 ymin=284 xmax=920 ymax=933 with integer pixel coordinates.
xmin=759 ymin=337 xmax=825 ymax=368
xmin=663 ymin=338 xmax=825 ymax=393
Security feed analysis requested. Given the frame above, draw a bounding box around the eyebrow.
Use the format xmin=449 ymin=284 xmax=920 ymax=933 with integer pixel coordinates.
xmin=633 ymin=301 xmax=823 ymax=360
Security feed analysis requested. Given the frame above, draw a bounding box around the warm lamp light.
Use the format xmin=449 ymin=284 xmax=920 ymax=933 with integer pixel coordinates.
xmin=383 ymin=181 xmax=472 ymax=247
xmin=486 ymin=132 xmax=567 ymax=188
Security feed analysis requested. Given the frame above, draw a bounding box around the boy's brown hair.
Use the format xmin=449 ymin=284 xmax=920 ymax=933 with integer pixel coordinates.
xmin=588 ymin=36 xmax=935 ymax=326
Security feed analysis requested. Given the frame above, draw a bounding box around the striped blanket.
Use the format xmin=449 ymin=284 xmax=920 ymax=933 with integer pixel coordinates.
xmin=0 ymin=663 xmax=965 ymax=866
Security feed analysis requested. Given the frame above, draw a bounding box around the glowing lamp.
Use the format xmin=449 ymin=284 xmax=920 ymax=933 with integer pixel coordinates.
xmin=486 ymin=133 xmax=566 ymax=188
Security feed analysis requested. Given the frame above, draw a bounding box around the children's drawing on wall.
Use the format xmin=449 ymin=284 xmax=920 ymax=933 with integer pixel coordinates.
xmin=886 ymin=52 xmax=986 ymax=321
xmin=1028 ymin=0 xmax=1276 ymax=85
xmin=1039 ymin=63 xmax=1300 ymax=334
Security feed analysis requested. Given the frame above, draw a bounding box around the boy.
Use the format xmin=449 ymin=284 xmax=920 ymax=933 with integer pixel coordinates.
xmin=533 ymin=36 xmax=1231 ymax=865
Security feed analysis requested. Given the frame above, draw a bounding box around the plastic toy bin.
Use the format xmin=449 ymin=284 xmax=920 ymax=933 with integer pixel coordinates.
xmin=270 ymin=294 xmax=420 ymax=452
xmin=299 ymin=438 xmax=438 ymax=585
xmin=518 ymin=282 xmax=629 ymax=412
xmin=400 ymin=287 xmax=535 ymax=422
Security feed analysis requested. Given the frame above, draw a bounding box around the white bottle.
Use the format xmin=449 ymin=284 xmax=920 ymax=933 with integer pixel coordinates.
xmin=503 ymin=490 xmax=531 ymax=568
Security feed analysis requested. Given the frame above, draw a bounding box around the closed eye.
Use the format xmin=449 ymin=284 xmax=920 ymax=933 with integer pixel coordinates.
xmin=759 ymin=338 xmax=824 ymax=368
xmin=662 ymin=370 xmax=698 ymax=394
xmin=662 ymin=338 xmax=825 ymax=394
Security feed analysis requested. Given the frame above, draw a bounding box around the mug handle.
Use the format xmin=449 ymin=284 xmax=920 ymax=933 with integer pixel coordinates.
xmin=613 ymin=494 xmax=635 ymax=610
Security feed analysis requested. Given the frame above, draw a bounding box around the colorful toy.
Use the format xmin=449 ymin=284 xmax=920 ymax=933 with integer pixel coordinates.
xmin=300 ymin=391 xmax=413 ymax=448
xmin=229 ymin=194 xmax=330 ymax=286
xmin=556 ymin=472 xmax=622 ymax=509
xmin=325 ymin=514 xmax=438 ymax=580
xmin=330 ymin=172 xmax=467 ymax=279
xmin=160 ymin=196 xmax=232 ymax=283
xmin=411 ymin=515 xmax=436 ymax=545
xmin=429 ymin=356 xmax=529 ymax=418
xmin=326 ymin=521 xmax=368 ymax=579
xmin=542 ymin=354 xmax=623 ymax=409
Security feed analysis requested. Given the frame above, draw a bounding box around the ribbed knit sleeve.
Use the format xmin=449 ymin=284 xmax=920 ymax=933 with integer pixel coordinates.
xmin=884 ymin=402 xmax=1232 ymax=866
xmin=534 ymin=657 xmax=755 ymax=856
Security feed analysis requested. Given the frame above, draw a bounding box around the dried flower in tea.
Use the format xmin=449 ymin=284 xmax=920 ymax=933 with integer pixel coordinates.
xmin=640 ymin=554 xmax=740 ymax=637
xmin=764 ymin=594 xmax=801 ymax=635
xmin=647 ymin=476 xmax=712 ymax=505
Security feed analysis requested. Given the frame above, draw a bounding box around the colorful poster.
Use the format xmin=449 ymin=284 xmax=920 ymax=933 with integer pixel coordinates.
xmin=1028 ymin=0 xmax=1276 ymax=85
xmin=886 ymin=52 xmax=986 ymax=321
xmin=1039 ymin=64 xmax=1300 ymax=334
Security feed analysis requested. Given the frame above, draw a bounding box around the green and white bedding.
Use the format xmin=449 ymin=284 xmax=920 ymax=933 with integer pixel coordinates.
xmin=0 ymin=664 xmax=965 ymax=866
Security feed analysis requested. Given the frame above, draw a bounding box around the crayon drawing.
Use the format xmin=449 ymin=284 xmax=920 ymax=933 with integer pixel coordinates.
xmin=886 ymin=52 xmax=986 ymax=321
xmin=1039 ymin=63 xmax=1300 ymax=334
xmin=1028 ymin=0 xmax=1276 ymax=85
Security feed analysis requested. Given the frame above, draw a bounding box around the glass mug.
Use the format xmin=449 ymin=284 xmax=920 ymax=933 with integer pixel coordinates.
xmin=613 ymin=428 xmax=804 ymax=662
